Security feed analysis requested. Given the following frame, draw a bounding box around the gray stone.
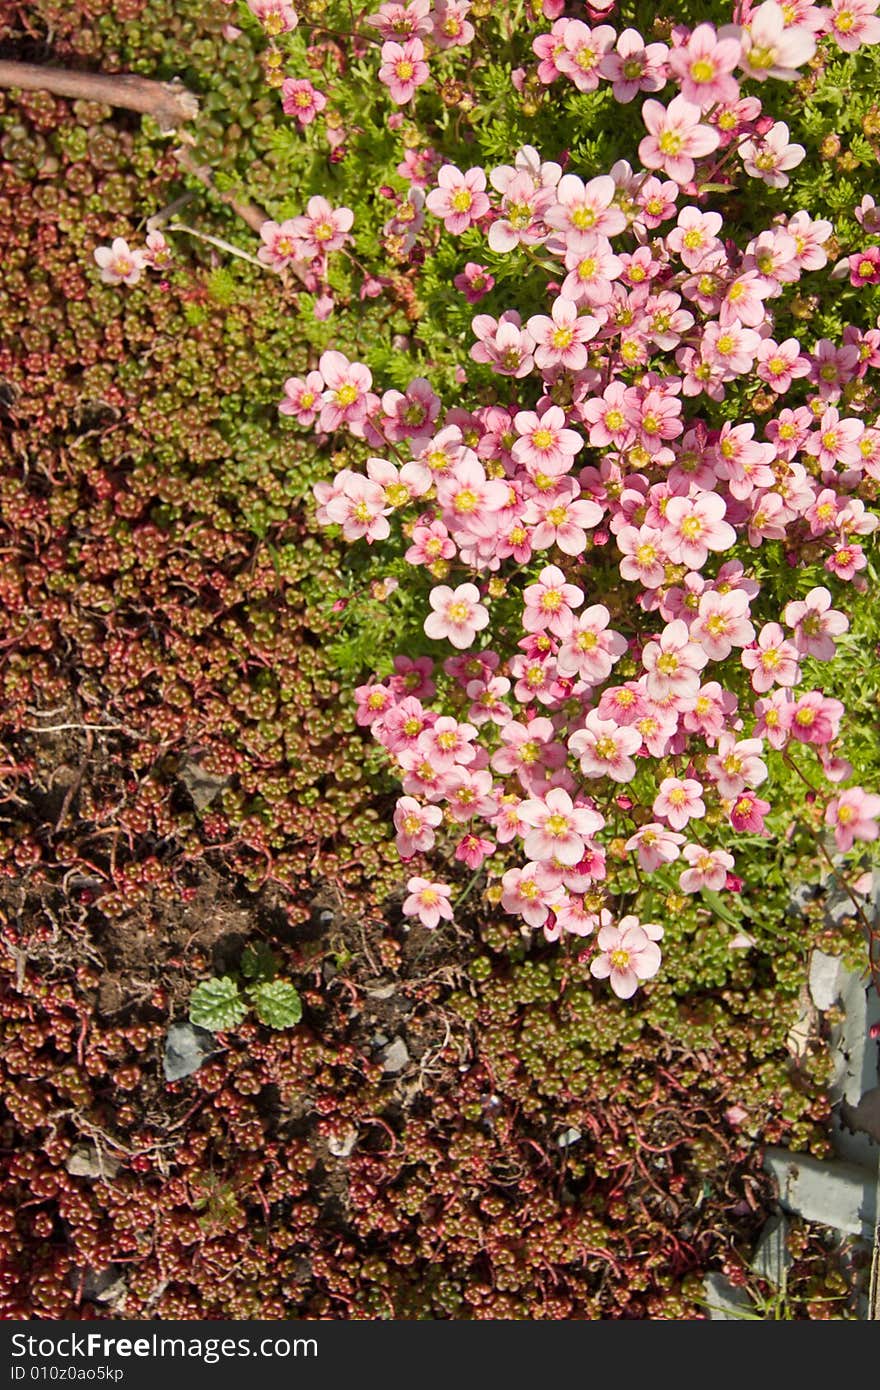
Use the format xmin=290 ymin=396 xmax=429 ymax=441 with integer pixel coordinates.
xmin=66 ymin=1144 xmax=119 ymax=1181
xmin=809 ymin=950 xmax=843 ymax=1012
xmin=178 ymin=757 xmax=229 ymax=811
xmin=327 ymin=1126 xmax=358 ymax=1158
xmin=764 ymin=1146 xmax=878 ymax=1237
xmin=751 ymin=1213 xmax=792 ymax=1288
xmin=557 ymin=1127 xmax=582 ymax=1148
xmin=702 ymin=1272 xmax=754 ymax=1320
xmin=381 ymin=1037 xmax=409 ymax=1073
xmin=80 ymin=1266 xmax=127 ymax=1308
xmin=163 ymin=1022 xmax=217 ymax=1081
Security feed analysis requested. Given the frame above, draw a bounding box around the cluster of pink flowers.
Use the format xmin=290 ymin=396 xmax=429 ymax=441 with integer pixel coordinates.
xmin=299 ymin=99 xmax=880 ymax=993
xmin=258 ymin=196 xmax=354 ymax=318
xmin=93 ymin=232 xmax=173 ymax=286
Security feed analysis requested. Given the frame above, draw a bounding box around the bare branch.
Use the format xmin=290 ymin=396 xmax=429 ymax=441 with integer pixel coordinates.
xmin=0 ymin=60 xmax=198 ymax=131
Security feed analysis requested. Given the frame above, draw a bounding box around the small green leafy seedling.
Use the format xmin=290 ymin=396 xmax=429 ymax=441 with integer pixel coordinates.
xmin=189 ymin=945 xmax=302 ymax=1033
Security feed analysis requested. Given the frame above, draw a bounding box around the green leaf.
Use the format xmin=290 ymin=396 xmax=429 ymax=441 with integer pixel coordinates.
xmin=189 ymin=977 xmax=247 ymax=1032
xmin=251 ymin=980 xmax=303 ymax=1029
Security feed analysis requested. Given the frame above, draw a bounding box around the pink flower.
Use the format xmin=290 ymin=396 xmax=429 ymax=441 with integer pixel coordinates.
xmin=470 ymin=312 xmax=535 ymax=378
xmin=318 ymin=351 xmax=373 ymax=432
xmin=666 ymin=206 xmax=723 ymax=269
xmin=617 ymin=525 xmax=668 ymax=590
xmin=402 ymin=876 xmax=454 ymax=929
xmin=756 ymin=337 xmax=810 ymax=394
xmin=638 ymin=95 xmax=720 ymax=185
xmin=690 ymin=588 xmax=755 ymax=661
xmin=423 ymin=583 xmax=489 ymax=649
xmin=291 ymin=197 xmax=354 ymax=258
xmin=783 ymin=586 xmax=849 ymax=660
xmin=501 ymin=863 xmax=560 ymax=931
xmin=431 ymin=0 xmax=474 ymax=48
xmin=667 ymin=23 xmax=742 ymax=109
xmin=522 ymin=564 xmax=584 ymax=636
xmin=706 ymin=734 xmax=768 ymax=797
xmin=378 ymin=38 xmax=430 ymax=103
xmin=569 ymin=712 xmax=643 ymax=783
xmin=354 ymin=679 xmax=395 ymax=728
xmin=454 ymin=261 xmax=495 ymax=302
xmin=642 ymin=619 xmax=709 ymax=702
xmin=556 ymin=604 xmax=627 ymax=681
xmin=426 ymin=165 xmax=490 ymax=233
xmin=789 ymin=691 xmax=844 ymax=745
xmin=94 ymin=237 xmax=147 ymax=286
xmin=558 ymin=234 xmax=623 ymax=307
xmin=590 ymin=916 xmax=663 ymax=998
xmin=653 ymin=776 xmax=706 ymax=831
xmin=729 ymin=791 xmax=771 ymax=834
xmin=599 ymin=28 xmax=668 ymax=103
xmin=739 ymin=1 xmax=816 ymax=79
xmin=826 ymin=0 xmax=880 ymax=52
xmin=513 ymin=405 xmax=583 ymax=476
xmin=824 ymin=787 xmax=880 ymax=851
xmin=454 ymin=833 xmax=494 ymax=869
xmin=143 ymin=230 xmax=172 ymax=270
xmin=625 ymin=823 xmax=686 ymax=871
xmin=741 ymin=622 xmax=801 ymax=692
xmin=279 ymin=370 xmax=324 ymax=426
xmin=518 ymin=786 xmax=604 ymax=865
xmin=247 ymin=0 xmax=298 ymax=35
xmin=281 ymin=78 xmax=328 ymax=125
xmin=366 ymin=0 xmax=432 ymax=42
xmin=526 ymin=296 xmax=601 ymax=372
xmin=557 ymin=20 xmax=616 ymax=92
xmin=679 ymin=843 xmax=735 ymax=892
xmin=848 ymin=246 xmax=880 ymax=287
xmin=663 ymin=492 xmax=736 ymax=569
xmin=394 ymin=796 xmax=443 ymax=858
xmin=405 ymin=520 xmax=456 ymax=567
xmin=324 ymin=472 xmax=391 ymax=543
xmin=739 ymin=122 xmax=805 ymax=188
xmin=546 ymin=173 xmax=626 ymax=238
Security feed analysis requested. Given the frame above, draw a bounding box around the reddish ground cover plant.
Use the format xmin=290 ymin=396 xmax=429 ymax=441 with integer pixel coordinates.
xmin=0 ymin=0 xmax=876 ymax=1320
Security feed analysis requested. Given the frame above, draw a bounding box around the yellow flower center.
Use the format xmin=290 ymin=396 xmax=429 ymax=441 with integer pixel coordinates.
xmin=658 ymin=131 xmax=683 ymax=155
xmin=594 ymin=736 xmax=618 ymax=759
xmin=546 ymin=814 xmax=570 ymax=837
xmin=447 ymin=601 xmax=471 ymax=624
xmin=335 ymin=383 xmax=358 ymax=406
xmin=571 ymin=206 xmax=597 ymax=230
xmin=690 ymin=58 xmax=715 ymax=83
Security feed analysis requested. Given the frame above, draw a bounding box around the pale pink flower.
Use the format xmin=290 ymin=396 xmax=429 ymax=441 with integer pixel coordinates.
xmin=706 ymin=734 xmax=768 ymax=797
xmin=470 ymin=311 xmax=535 ymax=377
xmin=366 ymin=0 xmax=432 ymax=41
xmin=466 ymin=675 xmax=512 ymax=727
xmin=558 ymin=233 xmax=624 ymax=307
xmin=679 ymin=844 xmax=735 ymax=893
xmin=512 ymin=405 xmax=583 ymax=476
xmin=435 ymin=455 xmax=509 ymax=536
xmin=518 ymin=787 xmax=604 ymax=866
xmin=545 ymin=173 xmax=626 ymax=238
xmin=501 ymin=863 xmax=560 ymax=931
xmin=491 ymin=717 xmax=567 ymax=789
xmin=569 ymin=712 xmax=643 ymax=783
xmin=666 ymin=206 xmax=723 ymax=269
xmin=590 ymin=917 xmax=663 ymax=998
xmin=418 ymin=715 xmax=478 ymax=769
xmin=403 ymin=876 xmax=453 ymax=929
xmin=599 ymin=28 xmax=668 ymax=103
xmin=756 ymin=337 xmax=810 ymax=394
xmin=826 ymin=0 xmax=880 ymax=51
xmin=786 ymin=211 xmax=833 ymax=272
xmin=625 ymin=823 xmax=686 ymax=871
xmin=653 ymin=777 xmax=706 ymax=831
xmin=431 ymin=0 xmax=474 ymax=48
xmin=379 ymin=38 xmax=430 ymax=103
xmin=394 ymin=796 xmax=443 ymax=858
xmin=454 ymin=833 xmax=494 ymax=869
xmin=824 ymin=787 xmax=880 ymax=852
xmin=526 ymin=296 xmax=601 ymax=372
xmin=423 ymin=583 xmax=489 ymax=649
xmin=247 ymin=0 xmax=298 ymax=35
xmin=522 ymin=564 xmax=584 ymax=636
xmin=739 ymin=122 xmax=805 ymax=188
xmin=488 ymin=171 xmax=555 ymax=253
xmin=617 ymin=524 xmax=668 ymax=589
xmin=556 ymin=605 xmax=627 ymax=682
xmin=739 ymin=0 xmax=816 ymax=80
xmin=281 ymin=78 xmax=328 ymax=125
xmin=638 ymin=95 xmax=720 ymax=185
xmin=783 ymin=586 xmax=849 ymax=660
xmin=699 ymin=320 xmax=762 ymax=377
xmin=426 ymin=165 xmax=490 ymax=233
xmin=279 ymin=370 xmax=324 ymax=426
xmin=454 ymin=261 xmax=495 ymax=302
xmin=318 ymin=351 xmax=373 ymax=432
xmin=741 ymin=622 xmax=801 ymax=692
xmin=753 ymin=690 xmax=794 ymax=748
xmin=143 ymin=230 xmax=172 ymax=270
xmin=804 ymin=407 xmax=865 ymax=471
xmin=690 ymin=588 xmax=755 ymax=661
xmin=94 ymin=237 xmax=147 ymax=285
xmin=404 ymin=520 xmax=456 ymax=567
xmin=291 ymin=196 xmax=354 ymax=258
xmin=667 ymin=23 xmax=742 ymax=109
xmin=663 ymin=492 xmax=736 ymax=570
xmin=257 ymin=216 xmax=310 ymax=271
xmin=443 ymin=767 xmax=498 ymax=822
xmin=809 ymin=339 xmax=861 ymax=401
xmin=523 ymin=482 xmax=604 ymax=556
xmin=557 ymin=20 xmax=616 ymax=92
xmin=324 ymin=472 xmax=391 ymax=543
xmin=354 ymin=679 xmax=395 ymax=728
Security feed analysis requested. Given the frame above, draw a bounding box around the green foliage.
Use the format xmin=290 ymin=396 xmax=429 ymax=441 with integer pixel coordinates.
xmin=189 ymin=948 xmax=303 ymax=1031
xmin=189 ymin=976 xmax=248 ymax=1031
xmin=251 ymin=979 xmax=303 ymax=1028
